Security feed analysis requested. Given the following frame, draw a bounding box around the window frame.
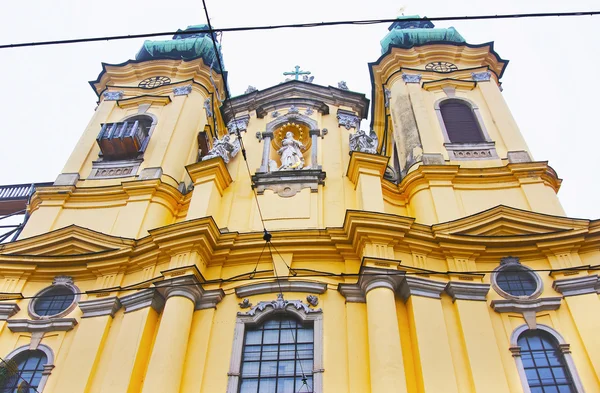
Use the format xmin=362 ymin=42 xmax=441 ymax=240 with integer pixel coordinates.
xmin=226 ymin=297 xmax=323 ymax=393
xmin=28 ymin=276 xmax=79 ymax=320
xmin=510 ymin=324 xmax=585 ymax=393
xmin=491 ymin=261 xmax=543 ymax=301
xmin=1 ymin=344 xmax=54 ymax=392
xmin=434 ymin=97 xmax=499 ymax=160
xmin=89 ymin=113 xmax=158 ymax=180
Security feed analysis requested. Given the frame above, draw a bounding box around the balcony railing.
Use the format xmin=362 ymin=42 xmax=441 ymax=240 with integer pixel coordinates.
xmin=96 ymin=120 xmax=148 ymax=160
xmin=0 ymin=182 xmax=52 ymax=242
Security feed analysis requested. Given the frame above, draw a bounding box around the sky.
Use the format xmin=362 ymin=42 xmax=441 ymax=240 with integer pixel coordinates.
xmin=0 ymin=0 xmax=598 ymax=219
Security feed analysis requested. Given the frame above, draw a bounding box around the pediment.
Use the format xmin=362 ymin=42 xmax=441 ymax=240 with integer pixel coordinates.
xmin=433 ymin=206 xmax=589 ymax=237
xmin=0 ymin=225 xmax=134 ymax=256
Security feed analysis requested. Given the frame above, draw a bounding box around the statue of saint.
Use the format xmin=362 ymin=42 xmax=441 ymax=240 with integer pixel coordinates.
xmin=277 ymin=131 xmax=305 ymax=170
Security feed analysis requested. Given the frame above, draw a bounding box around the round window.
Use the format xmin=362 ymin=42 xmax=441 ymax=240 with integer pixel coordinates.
xmin=32 ymin=286 xmax=76 ymax=317
xmin=492 ymin=262 xmax=542 ymax=299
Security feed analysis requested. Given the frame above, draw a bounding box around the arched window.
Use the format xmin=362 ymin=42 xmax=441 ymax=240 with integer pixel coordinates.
xmin=239 ymin=316 xmax=314 ymax=393
xmin=439 ymin=100 xmax=485 ymax=143
xmin=0 ymin=349 xmax=47 ymax=392
xmin=518 ymin=330 xmax=576 ymax=392
xmin=96 ymin=114 xmax=154 ymax=161
xmin=511 ymin=325 xmax=584 ymax=393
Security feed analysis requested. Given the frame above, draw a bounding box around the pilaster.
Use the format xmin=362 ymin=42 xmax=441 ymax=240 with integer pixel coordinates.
xmin=447 ymin=282 xmax=511 ymax=393
xmin=346 ymin=152 xmax=388 ymax=213
xmin=553 ymin=274 xmax=600 ymax=382
xmin=185 ymin=157 xmax=232 ymax=222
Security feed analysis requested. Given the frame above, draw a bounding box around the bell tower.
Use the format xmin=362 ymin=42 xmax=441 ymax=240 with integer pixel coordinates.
xmin=368 ymin=16 xmax=564 ymax=223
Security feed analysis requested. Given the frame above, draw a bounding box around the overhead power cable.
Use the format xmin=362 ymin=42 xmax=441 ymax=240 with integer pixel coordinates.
xmin=0 ymin=11 xmax=599 ymax=50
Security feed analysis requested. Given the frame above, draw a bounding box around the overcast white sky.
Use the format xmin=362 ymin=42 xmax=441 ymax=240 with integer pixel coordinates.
xmin=0 ymin=0 xmax=598 ymax=219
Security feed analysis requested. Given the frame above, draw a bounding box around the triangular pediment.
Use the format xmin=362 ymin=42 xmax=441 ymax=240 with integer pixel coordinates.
xmin=0 ymin=225 xmax=134 ymax=256
xmin=433 ymin=206 xmax=589 ymax=237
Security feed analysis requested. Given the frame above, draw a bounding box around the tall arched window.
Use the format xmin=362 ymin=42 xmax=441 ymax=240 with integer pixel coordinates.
xmin=0 ymin=349 xmax=47 ymax=392
xmin=239 ymin=316 xmax=314 ymax=393
xmin=439 ymin=99 xmax=485 ymax=143
xmin=511 ymin=325 xmax=584 ymax=393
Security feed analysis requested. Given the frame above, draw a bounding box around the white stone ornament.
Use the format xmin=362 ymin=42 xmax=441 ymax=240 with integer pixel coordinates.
xmin=173 ymin=84 xmax=192 ymax=96
xmin=202 ymin=135 xmax=241 ymax=163
xmin=349 ymin=129 xmax=378 ymax=154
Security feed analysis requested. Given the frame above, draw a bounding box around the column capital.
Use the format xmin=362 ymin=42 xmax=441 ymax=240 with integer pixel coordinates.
xmin=338 ymin=267 xmax=403 ymax=303
xmin=79 ymin=296 xmax=122 ymax=318
xmin=120 ymin=289 xmax=165 ymax=313
xmin=154 ymin=274 xmax=225 ymax=310
xmin=346 ymin=151 xmax=389 ymax=185
xmin=552 ymin=274 xmax=598 ymax=296
xmin=399 ymin=276 xmax=446 ymax=302
xmin=185 ymin=157 xmax=233 ymax=192
xmin=0 ymin=303 xmax=20 ymax=320
xmin=445 ymin=281 xmax=490 ymax=302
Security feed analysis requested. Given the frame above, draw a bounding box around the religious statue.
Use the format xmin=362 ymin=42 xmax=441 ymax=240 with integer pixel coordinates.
xmin=277 ymin=131 xmax=305 ymax=170
xmin=349 ymin=129 xmax=378 ymax=154
xmin=201 ymin=134 xmax=240 ymax=163
xmin=338 ymin=81 xmax=349 ymax=90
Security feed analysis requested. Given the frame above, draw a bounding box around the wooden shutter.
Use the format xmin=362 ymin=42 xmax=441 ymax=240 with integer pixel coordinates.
xmin=440 ymin=101 xmax=485 ymax=143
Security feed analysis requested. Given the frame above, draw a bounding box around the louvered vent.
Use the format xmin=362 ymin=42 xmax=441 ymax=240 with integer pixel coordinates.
xmin=440 ymin=100 xmax=485 ymax=143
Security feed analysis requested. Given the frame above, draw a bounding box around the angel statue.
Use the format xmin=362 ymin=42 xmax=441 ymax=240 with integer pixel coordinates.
xmin=349 ymin=129 xmax=378 ymax=154
xmin=201 ymin=134 xmax=240 ymax=163
xmin=277 ymin=131 xmax=305 ymax=170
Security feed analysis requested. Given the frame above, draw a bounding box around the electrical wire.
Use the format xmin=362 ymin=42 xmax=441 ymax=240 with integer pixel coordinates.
xmin=0 ymin=11 xmax=599 ymax=50
xmin=201 ymin=0 xmax=267 ymax=229
xmin=0 ymin=264 xmax=597 ymax=302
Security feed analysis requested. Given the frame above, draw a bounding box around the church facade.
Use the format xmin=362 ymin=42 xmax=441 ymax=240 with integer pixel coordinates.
xmin=0 ymin=17 xmax=598 ymax=393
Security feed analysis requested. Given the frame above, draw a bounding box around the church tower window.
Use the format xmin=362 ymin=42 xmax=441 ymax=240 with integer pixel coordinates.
xmin=439 ymin=99 xmax=485 ymax=143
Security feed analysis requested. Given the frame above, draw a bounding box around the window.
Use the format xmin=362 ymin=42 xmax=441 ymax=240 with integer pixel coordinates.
xmin=227 ymin=294 xmax=323 ymax=393
xmin=0 ymin=350 xmax=47 ymax=393
xmin=239 ymin=316 xmax=314 ymax=393
xmin=496 ymin=269 xmax=538 ymax=297
xmin=29 ymin=276 xmax=79 ymax=319
xmin=439 ymin=100 xmax=485 ymax=143
xmin=96 ymin=115 xmax=153 ymax=160
xmin=491 ymin=258 xmax=542 ymax=300
xmin=33 ymin=286 xmax=75 ymax=317
xmin=518 ymin=331 xmax=576 ymax=393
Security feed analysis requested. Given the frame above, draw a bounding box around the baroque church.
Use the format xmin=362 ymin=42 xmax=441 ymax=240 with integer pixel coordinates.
xmin=0 ymin=16 xmax=598 ymax=393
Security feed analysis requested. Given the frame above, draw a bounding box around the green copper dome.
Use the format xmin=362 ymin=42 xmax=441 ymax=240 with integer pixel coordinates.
xmin=136 ymin=24 xmax=224 ymax=72
xmin=380 ymin=15 xmax=465 ymax=54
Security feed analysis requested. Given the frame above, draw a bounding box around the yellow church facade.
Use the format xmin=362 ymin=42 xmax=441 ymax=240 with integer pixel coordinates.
xmin=0 ymin=18 xmax=598 ymax=393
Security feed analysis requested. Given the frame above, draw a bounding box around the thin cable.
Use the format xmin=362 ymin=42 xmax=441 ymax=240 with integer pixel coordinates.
xmin=0 ymin=11 xmax=599 ymax=50
xmin=0 ymin=355 xmax=41 ymax=393
xmin=0 ymin=265 xmax=597 ymax=302
xmin=201 ymin=0 xmax=267 ymax=230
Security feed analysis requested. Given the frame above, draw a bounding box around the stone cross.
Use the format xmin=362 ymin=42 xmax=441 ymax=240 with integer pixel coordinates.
xmin=283 ymin=65 xmax=311 ymax=80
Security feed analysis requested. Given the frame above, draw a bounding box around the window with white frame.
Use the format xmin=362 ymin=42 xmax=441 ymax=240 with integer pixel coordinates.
xmin=510 ymin=325 xmax=585 ymax=393
xmin=226 ymin=294 xmax=323 ymax=393
xmin=0 ymin=345 xmax=54 ymax=393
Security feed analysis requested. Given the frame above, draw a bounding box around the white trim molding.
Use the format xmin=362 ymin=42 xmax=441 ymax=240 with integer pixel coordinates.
xmin=3 ymin=344 xmax=55 ymax=392
xmin=226 ymin=293 xmax=323 ymax=393
xmin=509 ymin=324 xmax=586 ymax=393
xmin=552 ymin=274 xmax=598 ymax=297
xmin=491 ymin=297 xmax=562 ymax=329
xmin=235 ymin=280 xmax=327 ymax=298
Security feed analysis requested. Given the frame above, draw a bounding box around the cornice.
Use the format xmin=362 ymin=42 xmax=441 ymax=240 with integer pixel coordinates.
xmin=445 ymin=281 xmax=490 ymax=301
xmin=154 ymin=273 xmax=225 ymax=309
xmin=0 ymin=303 xmax=20 ymax=320
xmin=185 ymin=158 xmax=233 ymax=194
xmin=221 ymin=80 xmax=369 ymax=123
xmin=235 ymin=280 xmax=327 ymax=298
xmin=79 ymin=296 xmax=122 ymax=318
xmin=8 ymin=318 xmax=78 ymax=333
xmin=552 ymin=275 xmax=599 ymax=297
xmin=120 ymin=289 xmax=165 ymax=313
xmin=90 ymin=57 xmax=224 ymax=98
xmin=116 ymin=95 xmax=172 ymax=109
xmin=346 ymin=152 xmax=389 ymax=185
xmin=422 ymin=78 xmax=477 ymax=92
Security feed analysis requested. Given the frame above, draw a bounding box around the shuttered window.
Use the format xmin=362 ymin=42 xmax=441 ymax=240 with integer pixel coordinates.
xmin=440 ymin=100 xmax=485 ymax=143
